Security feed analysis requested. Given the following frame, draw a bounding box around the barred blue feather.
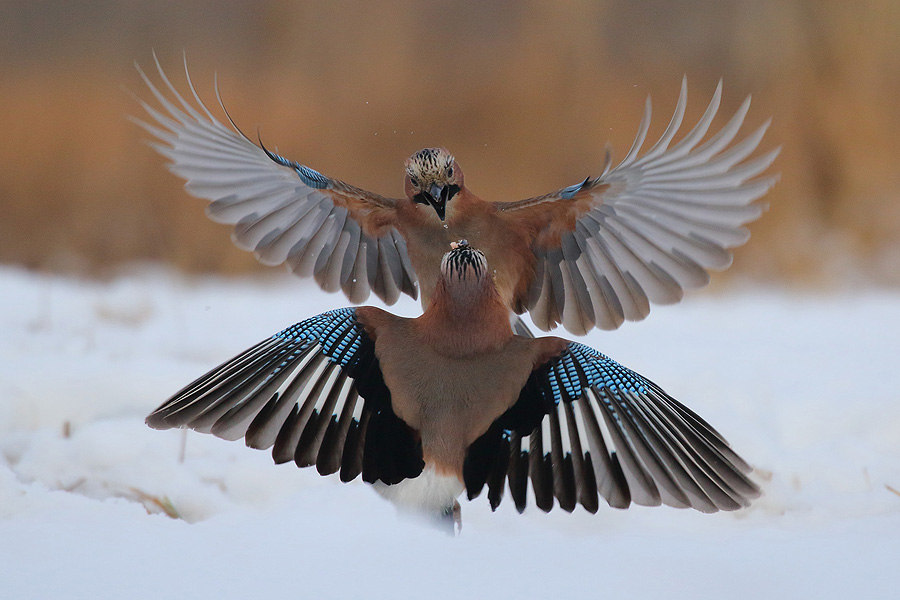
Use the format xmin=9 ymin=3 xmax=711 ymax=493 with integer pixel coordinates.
xmin=261 ymin=147 xmax=330 ymax=189
xmin=541 ymin=342 xmax=648 ymax=407
xmin=274 ymin=307 xmax=365 ymax=368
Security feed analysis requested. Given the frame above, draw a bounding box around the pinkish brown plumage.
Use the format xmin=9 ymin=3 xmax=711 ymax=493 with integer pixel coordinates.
xmin=356 ymin=245 xmax=566 ymax=480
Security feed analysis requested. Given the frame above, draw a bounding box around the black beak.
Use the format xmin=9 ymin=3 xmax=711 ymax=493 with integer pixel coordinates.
xmin=413 ymin=183 xmax=459 ymax=221
xmin=427 ymin=183 xmax=447 ymax=221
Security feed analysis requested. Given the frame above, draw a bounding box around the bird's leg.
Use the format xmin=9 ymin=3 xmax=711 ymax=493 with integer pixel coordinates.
xmin=178 ymin=428 xmax=188 ymax=463
xmin=439 ymin=500 xmax=462 ymax=536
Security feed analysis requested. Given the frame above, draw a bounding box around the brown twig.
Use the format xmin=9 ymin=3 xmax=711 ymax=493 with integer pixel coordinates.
xmin=129 ymin=487 xmax=182 ymax=519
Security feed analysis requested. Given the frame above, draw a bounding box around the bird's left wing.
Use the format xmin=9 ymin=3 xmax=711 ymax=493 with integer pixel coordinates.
xmin=146 ymin=308 xmax=424 ymax=486
xmin=495 ymin=78 xmax=779 ymax=334
xmin=132 ymin=55 xmax=417 ymax=305
xmin=463 ymin=342 xmax=760 ymax=514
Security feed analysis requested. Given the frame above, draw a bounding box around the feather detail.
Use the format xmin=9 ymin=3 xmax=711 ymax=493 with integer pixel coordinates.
xmin=498 ymin=79 xmax=777 ymax=334
xmin=133 ymin=56 xmax=418 ymax=305
xmin=464 ymin=341 xmax=759 ymax=513
xmin=145 ymin=308 xmax=424 ymax=485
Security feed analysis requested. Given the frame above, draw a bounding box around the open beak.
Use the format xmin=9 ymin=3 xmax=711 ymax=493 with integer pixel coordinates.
xmin=426 ymin=183 xmax=447 ymax=221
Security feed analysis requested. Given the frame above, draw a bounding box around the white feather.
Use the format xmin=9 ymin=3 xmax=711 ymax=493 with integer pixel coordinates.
xmin=372 ymin=464 xmax=464 ymax=514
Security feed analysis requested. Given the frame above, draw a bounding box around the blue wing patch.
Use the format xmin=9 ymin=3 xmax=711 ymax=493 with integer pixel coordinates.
xmin=294 ymin=164 xmax=330 ymax=189
xmin=543 ymin=342 xmax=648 ymax=406
xmin=274 ymin=307 xmax=365 ymax=368
xmin=261 ymin=145 xmax=330 ymax=189
xmin=559 ymin=177 xmax=594 ymax=200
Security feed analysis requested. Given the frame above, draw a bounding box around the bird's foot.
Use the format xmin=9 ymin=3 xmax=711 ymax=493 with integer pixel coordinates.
xmin=440 ymin=500 xmax=462 ymax=536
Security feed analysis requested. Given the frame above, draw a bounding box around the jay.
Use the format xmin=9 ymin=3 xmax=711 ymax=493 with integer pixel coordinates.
xmin=134 ymin=57 xmax=779 ymax=336
xmin=147 ymin=242 xmax=759 ymax=529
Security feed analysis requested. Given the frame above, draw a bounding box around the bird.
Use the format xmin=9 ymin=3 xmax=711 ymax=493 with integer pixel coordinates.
xmin=133 ymin=56 xmax=779 ymax=336
xmin=146 ymin=241 xmax=760 ymax=531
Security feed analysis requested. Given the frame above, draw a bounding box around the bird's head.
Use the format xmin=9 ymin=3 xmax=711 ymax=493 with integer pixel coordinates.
xmin=440 ymin=240 xmax=487 ymax=283
xmin=404 ymin=148 xmax=463 ymax=221
xmin=427 ymin=240 xmax=510 ymax=345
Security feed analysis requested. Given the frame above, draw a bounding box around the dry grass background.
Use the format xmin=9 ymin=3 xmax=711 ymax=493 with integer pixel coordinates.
xmin=1 ymin=0 xmax=899 ymax=286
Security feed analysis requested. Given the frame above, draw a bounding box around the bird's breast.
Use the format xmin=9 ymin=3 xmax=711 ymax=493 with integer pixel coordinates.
xmin=400 ymin=207 xmax=534 ymax=310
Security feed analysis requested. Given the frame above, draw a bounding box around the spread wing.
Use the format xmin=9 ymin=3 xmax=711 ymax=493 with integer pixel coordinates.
xmin=146 ymin=308 xmax=424 ymax=486
xmin=463 ymin=342 xmax=760 ymax=514
xmin=496 ymin=78 xmax=780 ymax=334
xmin=132 ymin=55 xmax=418 ymax=305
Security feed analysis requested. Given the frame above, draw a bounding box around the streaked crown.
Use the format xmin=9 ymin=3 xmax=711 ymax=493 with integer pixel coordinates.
xmin=441 ymin=240 xmax=487 ymax=280
xmin=405 ymin=148 xmax=456 ymax=188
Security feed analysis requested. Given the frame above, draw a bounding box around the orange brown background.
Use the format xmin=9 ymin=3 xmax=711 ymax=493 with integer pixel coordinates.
xmin=2 ymin=0 xmax=898 ymax=286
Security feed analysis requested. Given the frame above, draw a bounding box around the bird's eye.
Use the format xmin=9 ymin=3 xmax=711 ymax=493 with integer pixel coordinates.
xmin=410 ymin=176 xmax=419 ymax=187
xmin=447 ymin=167 xmax=453 ymax=178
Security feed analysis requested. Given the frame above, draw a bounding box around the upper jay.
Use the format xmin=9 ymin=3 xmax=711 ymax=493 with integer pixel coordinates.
xmin=133 ymin=57 xmax=779 ymax=336
xmin=146 ymin=242 xmax=760 ymax=529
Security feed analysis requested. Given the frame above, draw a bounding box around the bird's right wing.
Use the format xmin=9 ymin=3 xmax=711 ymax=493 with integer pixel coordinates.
xmin=146 ymin=308 xmax=424 ymax=486
xmin=463 ymin=342 xmax=760 ymax=514
xmin=132 ymin=55 xmax=418 ymax=305
xmin=494 ymin=78 xmax=779 ymax=334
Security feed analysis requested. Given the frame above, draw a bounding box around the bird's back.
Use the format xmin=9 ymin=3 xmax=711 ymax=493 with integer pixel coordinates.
xmin=358 ymin=306 xmax=556 ymax=474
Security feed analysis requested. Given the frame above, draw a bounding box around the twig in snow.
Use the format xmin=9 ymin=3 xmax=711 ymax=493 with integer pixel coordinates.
xmin=130 ymin=487 xmax=182 ymax=519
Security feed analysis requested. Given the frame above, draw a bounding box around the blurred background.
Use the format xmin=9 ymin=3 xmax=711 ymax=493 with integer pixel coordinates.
xmin=2 ymin=0 xmax=899 ymax=287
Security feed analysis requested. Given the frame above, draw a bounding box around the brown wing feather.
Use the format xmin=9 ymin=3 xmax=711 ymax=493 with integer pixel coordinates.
xmin=328 ymin=180 xmax=399 ymax=235
xmin=495 ymin=181 xmax=608 ymax=249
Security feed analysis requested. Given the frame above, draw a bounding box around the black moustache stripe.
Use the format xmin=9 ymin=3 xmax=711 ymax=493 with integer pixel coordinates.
xmin=444 ymin=184 xmax=460 ymax=202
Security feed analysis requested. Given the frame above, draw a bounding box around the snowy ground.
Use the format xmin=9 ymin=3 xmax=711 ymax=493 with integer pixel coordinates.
xmin=1 ymin=265 xmax=898 ymax=599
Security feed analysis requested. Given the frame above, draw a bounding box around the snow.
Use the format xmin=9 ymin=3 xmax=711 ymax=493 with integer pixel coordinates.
xmin=1 ymin=265 xmax=898 ymax=599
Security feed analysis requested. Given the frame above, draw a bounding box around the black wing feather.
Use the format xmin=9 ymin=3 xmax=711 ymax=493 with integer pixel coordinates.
xmin=146 ymin=308 xmax=424 ymax=486
xmin=462 ymin=341 xmax=759 ymax=514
